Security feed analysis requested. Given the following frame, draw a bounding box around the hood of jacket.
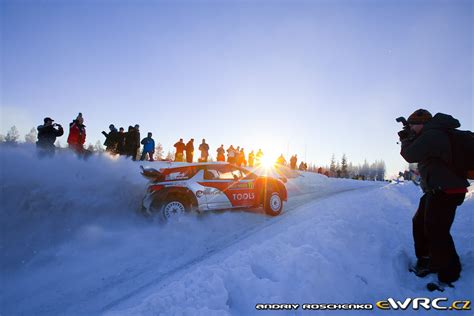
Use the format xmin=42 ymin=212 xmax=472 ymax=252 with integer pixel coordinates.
xmin=423 ymin=113 xmax=460 ymax=131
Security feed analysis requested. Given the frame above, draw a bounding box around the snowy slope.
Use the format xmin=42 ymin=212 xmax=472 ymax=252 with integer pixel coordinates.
xmin=1 ymin=145 xmax=473 ymax=315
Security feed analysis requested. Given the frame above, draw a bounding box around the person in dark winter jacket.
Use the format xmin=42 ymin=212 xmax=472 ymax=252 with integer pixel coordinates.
xmin=174 ymin=138 xmax=186 ymax=162
xmin=131 ymin=124 xmax=141 ymax=161
xmin=116 ymin=127 xmax=125 ymax=155
xmin=102 ymin=124 xmax=119 ymax=154
xmin=36 ymin=117 xmax=64 ymax=156
xmin=216 ymin=145 xmax=225 ymax=162
xmin=67 ymin=113 xmax=87 ymax=154
xmin=140 ymin=132 xmax=155 ymax=161
xmin=399 ymin=109 xmax=470 ymax=285
xmin=185 ymin=138 xmax=194 ymax=163
xmin=198 ymin=139 xmax=209 ymax=162
xmin=124 ymin=126 xmax=137 ymax=159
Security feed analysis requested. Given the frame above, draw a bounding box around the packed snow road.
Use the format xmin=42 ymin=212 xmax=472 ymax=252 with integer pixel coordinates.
xmin=1 ymin=146 xmax=383 ymax=315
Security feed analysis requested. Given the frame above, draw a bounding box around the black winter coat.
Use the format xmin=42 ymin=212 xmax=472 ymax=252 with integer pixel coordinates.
xmin=37 ymin=125 xmax=64 ymax=149
xmin=400 ymin=113 xmax=470 ymax=192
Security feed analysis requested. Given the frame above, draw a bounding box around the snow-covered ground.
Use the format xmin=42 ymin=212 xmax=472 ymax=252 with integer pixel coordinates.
xmin=1 ymin=145 xmax=473 ymax=315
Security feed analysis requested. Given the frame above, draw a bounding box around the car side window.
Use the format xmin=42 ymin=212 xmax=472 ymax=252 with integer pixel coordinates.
xmin=204 ymin=169 xmax=219 ymax=180
xmin=241 ymin=168 xmax=257 ymax=179
xmin=218 ymin=169 xmax=236 ymax=180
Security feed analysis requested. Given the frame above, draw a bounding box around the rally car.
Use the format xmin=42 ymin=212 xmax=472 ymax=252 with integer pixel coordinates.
xmin=140 ymin=162 xmax=287 ymax=220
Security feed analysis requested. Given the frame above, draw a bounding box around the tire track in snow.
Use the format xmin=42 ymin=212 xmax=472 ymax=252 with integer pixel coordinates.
xmin=99 ymin=184 xmax=382 ymax=313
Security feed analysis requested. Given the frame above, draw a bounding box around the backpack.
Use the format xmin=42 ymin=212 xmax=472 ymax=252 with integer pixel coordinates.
xmin=446 ymin=129 xmax=474 ymax=180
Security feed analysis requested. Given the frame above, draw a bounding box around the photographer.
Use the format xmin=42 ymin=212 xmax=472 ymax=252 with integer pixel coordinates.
xmin=398 ymin=109 xmax=469 ymax=287
xmin=102 ymin=124 xmax=119 ymax=154
xmin=36 ymin=117 xmax=64 ymax=156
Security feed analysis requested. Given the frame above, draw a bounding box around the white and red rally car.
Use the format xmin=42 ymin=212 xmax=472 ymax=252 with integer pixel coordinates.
xmin=140 ymin=162 xmax=288 ymax=220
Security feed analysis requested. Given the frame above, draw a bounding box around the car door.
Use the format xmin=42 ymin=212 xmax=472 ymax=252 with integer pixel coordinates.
xmin=198 ymin=165 xmax=234 ymax=210
xmin=227 ymin=166 xmax=258 ymax=208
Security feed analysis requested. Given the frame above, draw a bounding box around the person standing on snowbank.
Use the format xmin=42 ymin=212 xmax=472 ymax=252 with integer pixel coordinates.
xmin=117 ymin=127 xmax=126 ymax=155
xmin=102 ymin=124 xmax=119 ymax=154
xmin=36 ymin=117 xmax=63 ymax=156
xmin=399 ymin=109 xmax=469 ymax=286
xmin=67 ymin=113 xmax=87 ymax=154
xmin=132 ymin=124 xmax=141 ymax=161
xmin=174 ymin=138 xmax=186 ymax=162
xmin=185 ymin=138 xmax=194 ymax=163
xmin=140 ymin=132 xmax=155 ymax=161
xmin=198 ymin=139 xmax=209 ymax=162
xmin=248 ymin=150 xmax=255 ymax=167
xmin=216 ymin=144 xmax=225 ymax=162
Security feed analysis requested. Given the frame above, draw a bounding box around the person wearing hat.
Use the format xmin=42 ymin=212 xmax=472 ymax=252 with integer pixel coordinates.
xmin=198 ymin=139 xmax=209 ymax=162
xmin=116 ymin=127 xmax=126 ymax=155
xmin=216 ymin=144 xmax=225 ymax=162
xmin=140 ymin=132 xmax=155 ymax=161
xmin=36 ymin=117 xmax=64 ymax=155
xmin=174 ymin=138 xmax=185 ymax=162
xmin=67 ymin=113 xmax=87 ymax=154
xmin=399 ymin=109 xmax=470 ymax=286
xmin=185 ymin=138 xmax=194 ymax=163
xmin=102 ymin=124 xmax=119 ymax=154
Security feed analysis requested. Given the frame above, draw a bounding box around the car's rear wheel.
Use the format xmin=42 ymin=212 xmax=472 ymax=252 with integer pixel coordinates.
xmin=264 ymin=191 xmax=283 ymax=216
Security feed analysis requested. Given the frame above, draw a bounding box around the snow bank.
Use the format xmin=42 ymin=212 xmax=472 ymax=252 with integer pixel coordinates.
xmin=109 ymin=183 xmax=474 ymax=316
xmin=3 ymin=145 xmax=470 ymax=315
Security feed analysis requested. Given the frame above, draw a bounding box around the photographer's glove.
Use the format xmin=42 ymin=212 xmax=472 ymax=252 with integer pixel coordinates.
xmin=398 ymin=129 xmax=410 ymax=141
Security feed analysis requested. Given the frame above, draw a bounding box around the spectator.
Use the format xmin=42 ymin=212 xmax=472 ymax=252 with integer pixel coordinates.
xmin=117 ymin=127 xmax=125 ymax=155
xmin=290 ymin=155 xmax=298 ymax=170
xmin=216 ymin=144 xmax=225 ymax=162
xmin=185 ymin=138 xmax=195 ymax=163
xmin=248 ymin=150 xmax=255 ymax=167
xmin=36 ymin=117 xmax=63 ymax=156
xmin=174 ymin=138 xmax=186 ymax=162
xmin=255 ymin=149 xmax=264 ymax=166
xmin=131 ymin=124 xmax=141 ymax=161
xmin=140 ymin=132 xmax=155 ymax=161
xmin=227 ymin=145 xmax=236 ymax=164
xmin=102 ymin=124 xmax=119 ymax=154
xmin=67 ymin=113 xmax=87 ymax=154
xmin=124 ymin=126 xmax=135 ymax=159
xmin=198 ymin=139 xmax=210 ymax=162
xmin=276 ymin=154 xmax=286 ymax=166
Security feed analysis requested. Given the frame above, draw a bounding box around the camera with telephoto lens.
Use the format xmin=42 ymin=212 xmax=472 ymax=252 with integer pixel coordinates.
xmin=396 ymin=116 xmax=414 ymax=140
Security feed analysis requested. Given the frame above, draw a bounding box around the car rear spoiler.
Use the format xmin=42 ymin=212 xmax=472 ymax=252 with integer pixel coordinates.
xmin=140 ymin=165 xmax=165 ymax=181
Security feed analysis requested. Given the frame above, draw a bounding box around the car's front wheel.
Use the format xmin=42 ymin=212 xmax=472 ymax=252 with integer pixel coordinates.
xmin=161 ymin=197 xmax=189 ymax=220
xmin=264 ymin=191 xmax=283 ymax=216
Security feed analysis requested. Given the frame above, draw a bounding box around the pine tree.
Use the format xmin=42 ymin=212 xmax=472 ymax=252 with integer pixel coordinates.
xmin=25 ymin=127 xmax=37 ymax=143
xmin=165 ymin=150 xmax=174 ymax=161
xmin=94 ymin=141 xmax=105 ymax=152
xmin=329 ymin=154 xmax=336 ymax=174
xmin=341 ymin=154 xmax=348 ymax=178
xmin=5 ymin=126 xmax=20 ymax=143
xmin=154 ymin=142 xmax=164 ymax=160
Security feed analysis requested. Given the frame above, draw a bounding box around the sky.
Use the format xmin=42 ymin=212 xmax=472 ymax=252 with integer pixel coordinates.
xmin=1 ymin=0 xmax=472 ymax=177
